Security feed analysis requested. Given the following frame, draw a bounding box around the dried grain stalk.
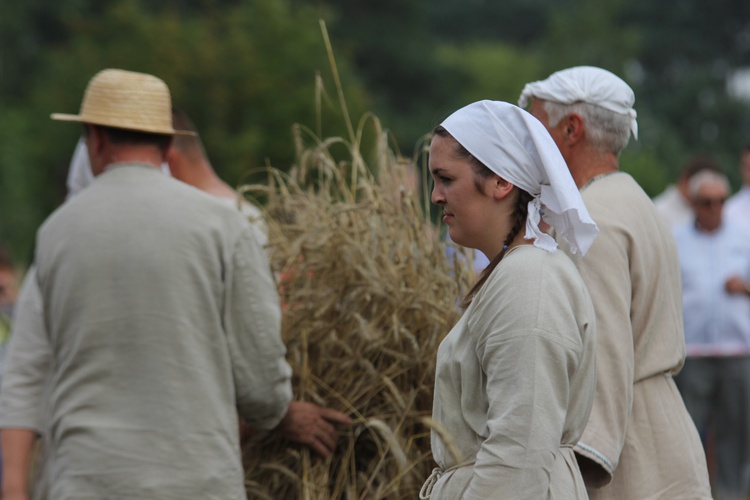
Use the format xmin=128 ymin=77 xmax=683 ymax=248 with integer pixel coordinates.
xmin=238 ymin=114 xmax=473 ymax=499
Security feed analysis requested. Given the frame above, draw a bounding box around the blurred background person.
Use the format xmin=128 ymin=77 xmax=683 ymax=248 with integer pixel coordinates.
xmin=653 ymin=154 xmax=723 ymax=228
xmin=167 ymin=109 xmax=266 ymax=234
xmin=0 ymin=244 xmax=19 ymax=386
xmin=0 ymin=245 xmax=19 ymax=365
xmin=724 ymin=142 xmax=750 ymax=234
xmin=673 ymin=169 xmax=750 ymax=500
xmin=0 ymin=245 xmax=20 ymax=500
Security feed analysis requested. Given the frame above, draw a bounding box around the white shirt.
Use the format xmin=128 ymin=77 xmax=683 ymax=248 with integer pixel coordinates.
xmin=673 ymin=220 xmax=750 ymax=356
xmin=725 ymin=185 xmax=750 ymax=234
xmin=653 ymin=185 xmax=693 ymax=228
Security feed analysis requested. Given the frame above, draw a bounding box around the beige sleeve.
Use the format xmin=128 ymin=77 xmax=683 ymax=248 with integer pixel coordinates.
xmin=572 ymin=222 xmax=634 ymax=487
xmin=225 ymin=225 xmax=292 ymax=430
xmin=0 ymin=266 xmax=52 ymax=433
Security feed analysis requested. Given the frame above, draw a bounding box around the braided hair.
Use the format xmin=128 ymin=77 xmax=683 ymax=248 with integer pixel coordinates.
xmin=432 ymin=126 xmax=534 ymax=309
xmin=459 ymin=187 xmax=532 ymax=308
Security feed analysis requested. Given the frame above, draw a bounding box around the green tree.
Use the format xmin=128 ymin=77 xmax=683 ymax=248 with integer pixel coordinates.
xmin=296 ymin=0 xmax=467 ymax=152
xmin=435 ymin=42 xmax=542 ymax=105
xmin=0 ymin=0 xmax=369 ymax=265
xmin=624 ymin=0 xmax=750 ymax=189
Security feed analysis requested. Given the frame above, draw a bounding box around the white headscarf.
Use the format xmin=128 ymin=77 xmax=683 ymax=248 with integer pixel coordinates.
xmin=65 ymin=138 xmax=94 ymax=200
xmin=518 ymin=66 xmax=638 ymax=140
xmin=440 ymin=100 xmax=598 ymax=256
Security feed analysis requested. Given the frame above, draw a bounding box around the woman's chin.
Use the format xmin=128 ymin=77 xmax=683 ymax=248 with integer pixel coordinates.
xmin=448 ymin=230 xmax=470 ymax=249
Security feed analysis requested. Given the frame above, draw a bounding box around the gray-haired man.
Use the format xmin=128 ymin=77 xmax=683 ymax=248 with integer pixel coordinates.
xmin=520 ymin=66 xmax=711 ymax=499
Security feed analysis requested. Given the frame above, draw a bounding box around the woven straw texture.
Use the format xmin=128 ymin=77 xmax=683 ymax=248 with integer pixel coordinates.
xmin=238 ymin=116 xmax=473 ymax=499
xmin=51 ymin=68 xmax=186 ymax=135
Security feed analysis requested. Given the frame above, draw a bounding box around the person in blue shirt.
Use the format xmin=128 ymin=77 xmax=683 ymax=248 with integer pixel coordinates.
xmin=673 ymin=168 xmax=750 ymax=500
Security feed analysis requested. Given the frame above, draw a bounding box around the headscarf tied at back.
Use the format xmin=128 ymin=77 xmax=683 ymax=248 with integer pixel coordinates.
xmin=440 ymin=100 xmax=599 ymax=256
xmin=518 ymin=65 xmax=638 ymax=140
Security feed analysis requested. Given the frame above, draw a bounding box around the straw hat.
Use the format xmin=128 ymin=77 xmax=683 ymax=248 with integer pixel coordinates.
xmin=52 ymin=69 xmax=194 ymax=136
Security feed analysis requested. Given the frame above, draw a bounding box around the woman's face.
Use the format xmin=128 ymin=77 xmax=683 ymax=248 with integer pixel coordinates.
xmin=429 ymin=134 xmax=497 ymax=251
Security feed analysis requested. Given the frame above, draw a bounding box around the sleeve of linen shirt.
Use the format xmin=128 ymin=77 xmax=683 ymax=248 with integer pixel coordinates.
xmin=224 ymin=225 xmax=292 ymax=431
xmin=571 ymin=222 xmax=634 ymax=486
xmin=0 ymin=266 xmax=52 ymax=433
xmin=465 ymin=328 xmax=578 ymax=498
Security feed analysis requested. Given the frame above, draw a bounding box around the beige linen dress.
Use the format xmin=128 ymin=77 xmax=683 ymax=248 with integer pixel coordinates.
xmin=424 ymin=245 xmax=596 ymax=499
xmin=564 ymin=172 xmax=711 ymax=499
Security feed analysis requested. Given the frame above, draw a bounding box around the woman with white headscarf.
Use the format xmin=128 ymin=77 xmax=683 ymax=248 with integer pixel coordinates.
xmin=419 ymin=101 xmax=598 ymax=499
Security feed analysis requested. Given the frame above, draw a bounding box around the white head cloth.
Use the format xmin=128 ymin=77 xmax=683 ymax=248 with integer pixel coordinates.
xmin=65 ymin=138 xmax=94 ymax=200
xmin=441 ymin=100 xmax=599 ymax=256
xmin=518 ymin=65 xmax=638 ymax=140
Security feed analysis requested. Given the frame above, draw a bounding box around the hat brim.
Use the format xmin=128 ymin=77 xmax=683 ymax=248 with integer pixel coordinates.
xmin=51 ymin=113 xmax=197 ymax=136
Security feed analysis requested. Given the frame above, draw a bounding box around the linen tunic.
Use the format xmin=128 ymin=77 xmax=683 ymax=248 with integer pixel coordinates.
xmin=426 ymin=245 xmax=596 ymax=499
xmin=563 ymin=172 xmax=711 ymax=499
xmin=0 ymin=163 xmax=292 ymax=499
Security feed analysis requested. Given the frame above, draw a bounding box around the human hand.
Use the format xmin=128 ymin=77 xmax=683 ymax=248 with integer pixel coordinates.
xmin=725 ymin=276 xmax=749 ymax=295
xmin=2 ymin=492 xmax=30 ymax=500
xmin=274 ymin=400 xmax=352 ymax=458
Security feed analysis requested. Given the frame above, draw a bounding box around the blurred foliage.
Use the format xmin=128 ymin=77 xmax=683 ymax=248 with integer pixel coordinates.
xmin=1 ymin=0 xmax=750 ymax=265
xmin=0 ymin=0 xmax=369 ymax=263
xmin=435 ymin=43 xmax=543 ymax=105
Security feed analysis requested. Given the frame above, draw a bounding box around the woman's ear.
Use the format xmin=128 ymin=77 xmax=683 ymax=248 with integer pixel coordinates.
xmin=490 ymin=175 xmax=515 ymax=201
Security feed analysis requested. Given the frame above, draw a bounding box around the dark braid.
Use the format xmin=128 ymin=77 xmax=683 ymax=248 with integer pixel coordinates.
xmin=432 ymin=126 xmax=535 ymax=308
xmin=459 ymin=188 xmax=533 ymax=309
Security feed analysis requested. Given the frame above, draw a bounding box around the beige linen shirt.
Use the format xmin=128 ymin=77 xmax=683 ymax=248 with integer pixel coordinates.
xmin=0 ymin=163 xmax=292 ymax=499
xmin=565 ymin=172 xmax=711 ymax=499
xmin=427 ymin=245 xmax=596 ymax=499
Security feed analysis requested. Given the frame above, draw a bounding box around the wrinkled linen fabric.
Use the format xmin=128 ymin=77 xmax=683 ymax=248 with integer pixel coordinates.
xmin=0 ymin=163 xmax=292 ymax=499
xmin=562 ymin=172 xmax=711 ymax=499
xmin=424 ymin=245 xmax=596 ymax=499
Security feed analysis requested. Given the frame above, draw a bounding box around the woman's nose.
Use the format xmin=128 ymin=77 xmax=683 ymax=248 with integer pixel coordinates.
xmin=431 ymin=186 xmax=445 ymax=205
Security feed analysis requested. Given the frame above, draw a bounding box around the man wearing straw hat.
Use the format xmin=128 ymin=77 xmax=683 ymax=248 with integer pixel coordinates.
xmin=520 ymin=66 xmax=712 ymax=499
xmin=0 ymin=68 xmax=349 ymax=500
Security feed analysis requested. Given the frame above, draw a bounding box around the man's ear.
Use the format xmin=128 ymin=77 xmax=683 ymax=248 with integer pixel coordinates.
xmin=164 ymin=144 xmax=177 ymax=164
xmin=85 ymin=125 xmax=102 ymax=154
xmin=491 ymin=175 xmax=515 ymax=201
xmin=564 ymin=113 xmax=585 ymax=145
xmin=84 ymin=125 xmax=107 ymax=176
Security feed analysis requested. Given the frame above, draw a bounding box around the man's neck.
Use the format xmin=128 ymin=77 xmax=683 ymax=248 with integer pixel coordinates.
xmin=175 ymin=161 xmax=237 ymax=201
xmin=94 ymin=148 xmax=163 ymax=176
xmin=695 ymin=219 xmax=722 ymax=234
xmin=199 ymin=176 xmax=238 ymax=201
xmin=568 ymin=149 xmax=620 ymax=189
xmin=106 ymin=147 xmax=164 ymax=169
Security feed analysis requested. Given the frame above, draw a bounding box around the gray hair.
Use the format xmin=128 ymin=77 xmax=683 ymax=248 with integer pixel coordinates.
xmin=688 ymin=169 xmax=730 ymax=199
xmin=543 ymin=100 xmax=632 ymax=155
